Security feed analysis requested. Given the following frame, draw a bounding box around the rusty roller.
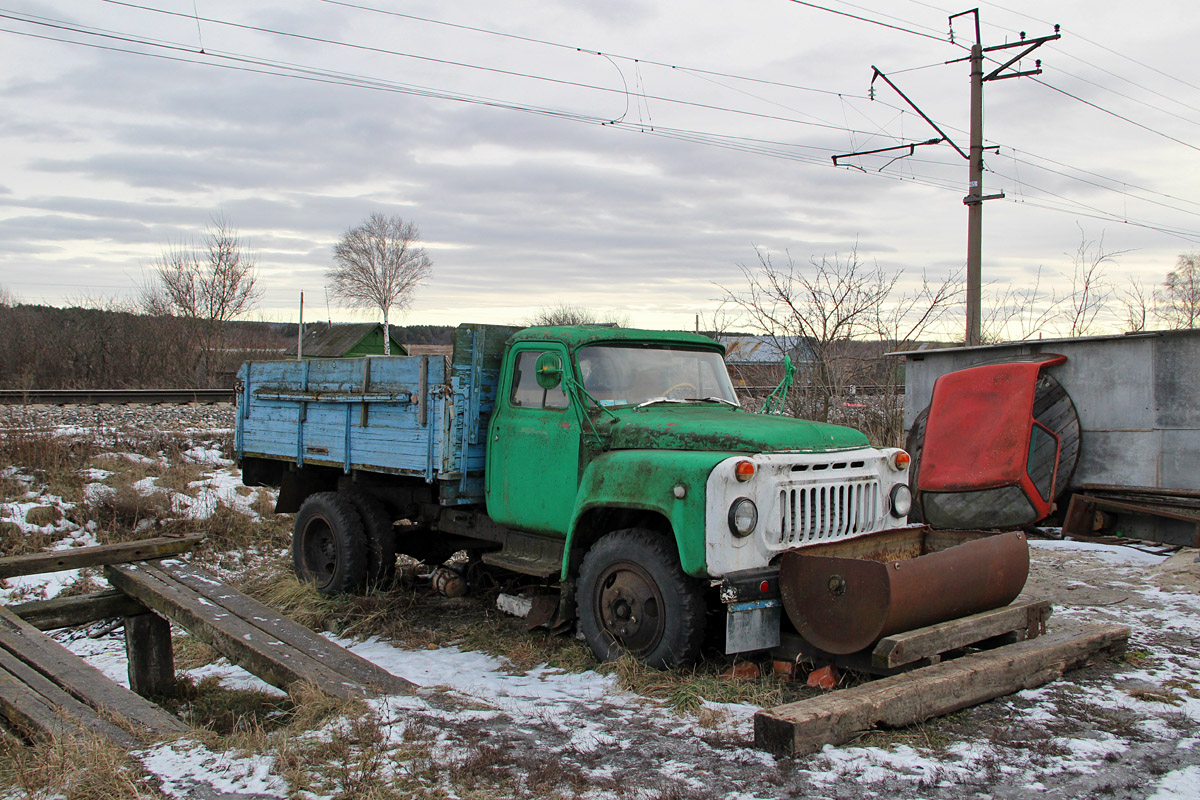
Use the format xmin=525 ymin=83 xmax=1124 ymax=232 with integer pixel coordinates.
xmin=779 ymin=528 xmax=1030 ymax=655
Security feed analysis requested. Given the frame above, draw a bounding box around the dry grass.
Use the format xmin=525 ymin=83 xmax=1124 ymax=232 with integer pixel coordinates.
xmin=0 ymin=730 xmax=164 ymax=800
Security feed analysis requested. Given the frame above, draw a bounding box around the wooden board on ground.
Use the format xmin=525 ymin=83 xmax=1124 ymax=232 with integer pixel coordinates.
xmin=0 ymin=606 xmax=187 ymax=745
xmin=105 ymin=559 xmax=415 ymax=700
xmin=0 ymin=535 xmax=204 ymax=580
xmin=755 ymin=623 xmax=1130 ymax=757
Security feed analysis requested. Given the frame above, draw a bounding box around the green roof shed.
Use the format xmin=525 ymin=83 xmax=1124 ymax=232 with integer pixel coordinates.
xmin=286 ymin=323 xmax=409 ymax=358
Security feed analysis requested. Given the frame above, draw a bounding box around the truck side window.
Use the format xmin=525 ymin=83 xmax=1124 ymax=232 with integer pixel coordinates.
xmin=510 ymin=350 xmax=569 ymax=409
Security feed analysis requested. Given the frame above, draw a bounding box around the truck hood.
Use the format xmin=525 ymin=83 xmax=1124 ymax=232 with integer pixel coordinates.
xmin=601 ymin=406 xmax=870 ymax=453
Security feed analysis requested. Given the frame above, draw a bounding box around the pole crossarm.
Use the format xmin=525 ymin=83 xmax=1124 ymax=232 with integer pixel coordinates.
xmin=983 ymin=33 xmax=1060 ymax=81
xmin=832 ymin=137 xmax=943 ymax=166
xmin=871 ymin=67 xmax=968 ymax=159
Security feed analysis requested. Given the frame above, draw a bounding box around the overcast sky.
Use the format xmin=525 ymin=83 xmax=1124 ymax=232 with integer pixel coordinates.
xmin=2 ymin=0 xmax=1198 ymax=337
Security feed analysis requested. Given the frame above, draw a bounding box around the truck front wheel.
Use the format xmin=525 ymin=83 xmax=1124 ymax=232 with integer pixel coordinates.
xmin=576 ymin=529 xmax=706 ymax=669
xmin=293 ymin=492 xmax=368 ymax=595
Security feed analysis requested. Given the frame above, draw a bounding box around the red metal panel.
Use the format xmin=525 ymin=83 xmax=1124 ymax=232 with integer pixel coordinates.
xmin=921 ymin=362 xmax=1040 ymax=490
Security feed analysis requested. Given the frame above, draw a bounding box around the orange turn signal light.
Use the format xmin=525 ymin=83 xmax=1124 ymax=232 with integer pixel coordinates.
xmin=890 ymin=450 xmax=912 ymax=471
xmin=735 ymin=460 xmax=756 ymax=482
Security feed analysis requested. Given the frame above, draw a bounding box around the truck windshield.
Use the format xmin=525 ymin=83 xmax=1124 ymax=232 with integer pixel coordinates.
xmin=576 ymin=345 xmax=739 ymax=408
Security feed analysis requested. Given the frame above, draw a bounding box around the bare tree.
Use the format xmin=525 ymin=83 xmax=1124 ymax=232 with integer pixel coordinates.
xmin=0 ymin=284 xmax=15 ymax=307
xmin=1118 ymin=275 xmax=1152 ymax=333
xmin=1157 ymin=253 xmax=1200 ymax=329
xmin=981 ymin=267 xmax=1065 ymax=344
xmin=1063 ymin=231 xmax=1125 ymax=337
xmin=530 ymin=303 xmax=629 ymax=327
xmin=142 ymin=217 xmax=262 ymax=385
xmin=327 ymin=213 xmax=433 ymax=355
xmin=721 ymin=245 xmax=958 ymax=435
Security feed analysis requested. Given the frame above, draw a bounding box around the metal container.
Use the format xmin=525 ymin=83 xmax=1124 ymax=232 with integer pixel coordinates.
xmin=779 ymin=527 xmax=1029 ymax=655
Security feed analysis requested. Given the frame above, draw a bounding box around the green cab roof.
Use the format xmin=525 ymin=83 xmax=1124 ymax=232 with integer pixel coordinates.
xmin=510 ymin=325 xmax=725 ymax=354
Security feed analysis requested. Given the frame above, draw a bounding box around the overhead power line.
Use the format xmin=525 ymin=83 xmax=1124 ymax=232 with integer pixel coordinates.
xmin=1 ymin=4 xmax=1198 ymax=247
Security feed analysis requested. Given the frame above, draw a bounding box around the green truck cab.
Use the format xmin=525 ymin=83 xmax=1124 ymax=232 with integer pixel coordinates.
xmin=237 ymin=324 xmax=912 ymax=667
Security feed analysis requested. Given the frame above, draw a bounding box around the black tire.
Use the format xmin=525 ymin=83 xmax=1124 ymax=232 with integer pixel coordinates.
xmin=292 ymin=492 xmax=368 ymax=595
xmin=345 ymin=490 xmax=397 ymax=587
xmin=576 ymin=528 xmax=706 ymax=670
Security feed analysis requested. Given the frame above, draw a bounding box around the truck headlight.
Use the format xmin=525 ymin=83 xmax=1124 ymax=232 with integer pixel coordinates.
xmin=889 ymin=484 xmax=913 ymax=517
xmin=728 ymin=498 xmax=758 ymax=537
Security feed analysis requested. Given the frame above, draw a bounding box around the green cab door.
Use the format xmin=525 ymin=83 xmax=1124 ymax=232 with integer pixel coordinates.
xmin=485 ymin=344 xmax=581 ymax=535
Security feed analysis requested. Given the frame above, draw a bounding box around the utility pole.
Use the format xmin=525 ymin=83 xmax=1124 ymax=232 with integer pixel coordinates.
xmin=835 ymin=10 xmax=1059 ymax=346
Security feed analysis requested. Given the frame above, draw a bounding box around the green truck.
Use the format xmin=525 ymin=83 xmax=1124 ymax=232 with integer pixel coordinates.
xmin=236 ymin=323 xmax=913 ymax=667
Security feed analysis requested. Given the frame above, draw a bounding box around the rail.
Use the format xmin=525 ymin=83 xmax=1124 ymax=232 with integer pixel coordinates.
xmin=0 ymin=388 xmax=234 ymax=405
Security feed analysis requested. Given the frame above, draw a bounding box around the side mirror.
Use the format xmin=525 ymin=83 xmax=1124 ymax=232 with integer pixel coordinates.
xmin=535 ymin=352 xmax=563 ymax=390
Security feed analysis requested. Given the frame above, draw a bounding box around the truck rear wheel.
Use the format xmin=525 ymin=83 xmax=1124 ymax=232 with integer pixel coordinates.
xmin=576 ymin=528 xmax=706 ymax=669
xmin=345 ymin=491 xmax=397 ymax=587
xmin=293 ymin=492 xmax=368 ymax=595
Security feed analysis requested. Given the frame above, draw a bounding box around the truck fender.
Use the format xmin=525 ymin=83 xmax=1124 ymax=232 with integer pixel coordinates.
xmin=563 ymin=449 xmax=729 ymax=580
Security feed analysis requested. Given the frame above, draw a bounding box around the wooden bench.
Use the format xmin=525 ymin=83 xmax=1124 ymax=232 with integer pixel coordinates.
xmin=105 ymin=559 xmax=415 ymax=700
xmin=0 ymin=606 xmax=188 ymax=746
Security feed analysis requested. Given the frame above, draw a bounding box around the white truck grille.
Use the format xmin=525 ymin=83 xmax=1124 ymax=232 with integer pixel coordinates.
xmin=777 ymin=478 xmax=881 ymax=545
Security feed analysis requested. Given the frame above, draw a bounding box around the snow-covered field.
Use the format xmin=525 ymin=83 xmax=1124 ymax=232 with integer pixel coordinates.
xmin=1 ymin=407 xmax=1197 ymax=799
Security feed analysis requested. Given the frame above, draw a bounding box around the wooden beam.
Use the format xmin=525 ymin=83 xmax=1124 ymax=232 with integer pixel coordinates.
xmin=755 ymin=624 xmax=1130 ymax=757
xmin=0 ymin=607 xmax=187 ymax=739
xmin=872 ymin=599 xmax=1052 ymax=669
xmin=8 ymin=590 xmax=148 ymax=631
xmin=0 ymin=535 xmax=205 ymax=580
xmin=124 ymin=613 xmax=175 ymax=698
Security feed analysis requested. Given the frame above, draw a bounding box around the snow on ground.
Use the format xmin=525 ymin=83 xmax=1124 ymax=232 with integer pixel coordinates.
xmin=3 ymin=415 xmax=1199 ymax=798
xmin=51 ymin=534 xmax=1197 ymax=800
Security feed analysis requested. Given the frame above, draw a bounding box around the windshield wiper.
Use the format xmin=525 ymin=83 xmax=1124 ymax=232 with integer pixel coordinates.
xmin=635 ymin=396 xmax=740 ymax=410
xmin=689 ymin=396 xmax=740 ymax=407
xmin=635 ymin=396 xmax=687 ymax=409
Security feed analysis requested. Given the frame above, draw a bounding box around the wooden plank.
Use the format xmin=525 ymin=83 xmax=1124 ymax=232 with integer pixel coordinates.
xmin=0 ymin=607 xmax=187 ymax=738
xmin=124 ymin=613 xmax=175 ymax=698
xmin=872 ymin=599 xmax=1052 ymax=669
xmin=0 ymin=535 xmax=204 ymax=580
xmin=755 ymin=623 xmax=1129 ymax=757
xmin=9 ymin=590 xmax=148 ymax=631
xmin=145 ymin=560 xmax=413 ymax=695
xmin=0 ymin=649 xmax=138 ymax=746
xmin=105 ymin=563 xmax=410 ymax=699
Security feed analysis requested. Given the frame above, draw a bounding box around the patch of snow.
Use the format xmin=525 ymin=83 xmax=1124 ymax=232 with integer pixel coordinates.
xmin=1029 ymin=538 xmax=1171 ymax=565
xmin=1149 ymin=766 xmax=1200 ymax=800
xmin=135 ymin=741 xmax=284 ymax=798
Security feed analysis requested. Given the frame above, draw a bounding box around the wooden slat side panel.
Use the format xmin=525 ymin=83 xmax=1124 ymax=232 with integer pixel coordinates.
xmin=9 ymin=591 xmax=148 ymax=631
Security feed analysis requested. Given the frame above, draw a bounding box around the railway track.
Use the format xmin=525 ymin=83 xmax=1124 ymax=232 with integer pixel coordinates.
xmin=0 ymin=388 xmax=233 ymax=406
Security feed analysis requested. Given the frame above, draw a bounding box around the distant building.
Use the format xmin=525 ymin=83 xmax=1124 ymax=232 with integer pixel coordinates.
xmin=285 ymin=322 xmax=408 ymax=359
xmin=719 ymin=335 xmax=814 ymax=388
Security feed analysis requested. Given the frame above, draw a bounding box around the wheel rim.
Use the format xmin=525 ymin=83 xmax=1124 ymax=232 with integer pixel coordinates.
xmin=300 ymin=516 xmax=337 ymax=586
xmin=593 ymin=560 xmax=665 ymax=656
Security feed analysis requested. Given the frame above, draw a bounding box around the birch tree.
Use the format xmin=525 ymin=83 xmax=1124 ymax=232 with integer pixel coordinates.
xmin=327 ymin=213 xmax=433 ymax=355
xmin=142 ymin=217 xmax=261 ymax=385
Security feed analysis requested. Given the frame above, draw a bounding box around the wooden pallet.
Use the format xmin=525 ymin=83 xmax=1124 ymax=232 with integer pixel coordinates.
xmin=0 ymin=606 xmax=188 ymax=746
xmin=755 ymin=623 xmax=1130 ymax=756
xmin=105 ymin=559 xmax=415 ymax=700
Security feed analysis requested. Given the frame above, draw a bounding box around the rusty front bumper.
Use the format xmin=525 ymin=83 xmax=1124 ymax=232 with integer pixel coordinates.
xmin=778 ymin=527 xmax=1030 ymax=655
